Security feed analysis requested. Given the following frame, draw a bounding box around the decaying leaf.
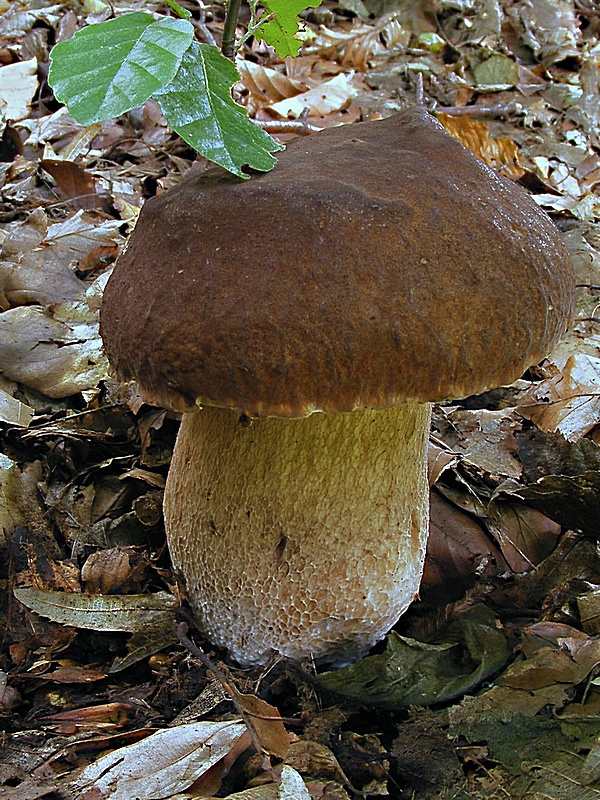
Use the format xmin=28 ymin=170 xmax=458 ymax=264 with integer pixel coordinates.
xmin=13 ymin=586 xmax=178 ymax=632
xmin=422 ymin=491 xmax=507 ymax=605
xmin=0 ymin=388 xmax=34 ymax=427
xmin=109 ymin=619 xmax=180 ymax=673
xmin=40 ymin=158 xmax=102 ymax=210
xmin=448 ymin=634 xmax=600 ymax=798
xmin=433 ymin=407 xmax=523 ymax=479
xmin=485 ymin=498 xmax=561 ymax=572
xmin=0 ymin=458 xmax=56 ymax=548
xmin=317 ymin=605 xmax=511 ymax=708
xmin=505 ymin=0 xmax=581 ymax=66
xmin=74 ymin=720 xmax=249 ymax=800
xmin=578 ymin=589 xmax=600 ymax=635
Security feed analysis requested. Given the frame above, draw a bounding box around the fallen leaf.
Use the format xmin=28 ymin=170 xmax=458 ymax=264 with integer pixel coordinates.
xmin=0 ymin=387 xmax=34 ymax=426
xmin=518 ymin=354 xmax=600 ymax=440
xmin=269 ymin=73 xmax=358 ymax=117
xmin=0 ymin=58 xmax=38 ymax=121
xmin=74 ymin=720 xmax=248 ymax=800
xmin=437 ymin=113 xmax=523 ymax=179
xmin=317 ymin=605 xmax=511 ymax=708
xmin=13 ymin=586 xmax=178 ymax=632
xmin=40 ymin=158 xmax=103 ymax=210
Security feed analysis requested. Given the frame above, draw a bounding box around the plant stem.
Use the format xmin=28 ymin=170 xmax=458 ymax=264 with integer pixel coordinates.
xmin=222 ymin=0 xmax=242 ymax=60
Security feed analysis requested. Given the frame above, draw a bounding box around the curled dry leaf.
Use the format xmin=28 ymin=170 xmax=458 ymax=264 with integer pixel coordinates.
xmin=75 ymin=721 xmax=248 ymax=800
xmin=237 ymin=60 xmax=306 ymax=104
xmin=518 ymin=353 xmax=600 ymax=440
xmin=436 ymin=113 xmax=523 ymax=180
xmin=269 ymin=73 xmax=358 ymax=118
xmin=316 ymin=12 xmax=411 ymax=72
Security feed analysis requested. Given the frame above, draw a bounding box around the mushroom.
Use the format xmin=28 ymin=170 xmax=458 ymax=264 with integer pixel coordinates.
xmin=100 ymin=108 xmax=574 ymax=666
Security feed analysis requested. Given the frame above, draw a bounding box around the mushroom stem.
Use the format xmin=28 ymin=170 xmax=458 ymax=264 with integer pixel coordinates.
xmin=164 ymin=402 xmax=432 ymax=666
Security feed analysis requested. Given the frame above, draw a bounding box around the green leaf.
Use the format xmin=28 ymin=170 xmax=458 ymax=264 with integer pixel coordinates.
xmin=49 ymin=12 xmax=194 ymax=125
xmin=258 ymin=0 xmax=322 ymax=58
xmin=154 ymin=42 xmax=283 ymax=177
xmin=317 ymin=605 xmax=512 ymax=708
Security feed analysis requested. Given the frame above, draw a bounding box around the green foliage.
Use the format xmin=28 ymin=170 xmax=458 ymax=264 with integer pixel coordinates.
xmin=258 ymin=0 xmax=322 ymax=57
xmin=317 ymin=605 xmax=512 ymax=708
xmin=47 ymin=3 xmax=318 ymax=176
xmin=154 ymin=42 xmax=282 ymax=177
xmin=49 ymin=13 xmax=194 ymax=126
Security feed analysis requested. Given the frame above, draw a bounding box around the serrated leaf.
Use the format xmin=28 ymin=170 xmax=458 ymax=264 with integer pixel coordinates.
xmin=49 ymin=12 xmax=194 ymax=125
xmin=258 ymin=0 xmax=322 ymax=58
xmin=154 ymin=41 xmax=283 ymax=177
xmin=14 ymin=586 xmax=178 ymax=632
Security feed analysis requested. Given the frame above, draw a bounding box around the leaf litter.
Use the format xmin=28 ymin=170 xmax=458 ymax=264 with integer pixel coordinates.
xmin=0 ymin=0 xmax=600 ymax=799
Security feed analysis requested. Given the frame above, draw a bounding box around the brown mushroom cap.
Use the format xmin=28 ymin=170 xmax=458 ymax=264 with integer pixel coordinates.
xmin=100 ymin=107 xmax=574 ymax=418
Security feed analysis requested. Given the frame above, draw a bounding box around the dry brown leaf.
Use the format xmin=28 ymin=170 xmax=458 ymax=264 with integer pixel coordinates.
xmin=518 ymin=353 xmax=600 ymax=440
xmin=40 ymin=158 xmax=104 ymax=210
xmin=74 ymin=720 xmax=249 ymax=800
xmin=269 ymin=73 xmax=358 ymax=118
xmin=437 ymin=113 xmax=524 ymax=179
xmin=578 ymin=589 xmax=600 ymax=635
xmin=235 ymin=692 xmax=291 ymax=761
xmin=486 ymin=499 xmax=561 ymax=572
xmin=237 ymin=60 xmax=306 ymax=104
xmin=36 ymin=701 xmax=132 ymax=733
xmin=16 ymin=663 xmax=107 ymax=685
xmin=81 ymin=547 xmax=149 ymax=595
xmin=434 ymin=407 xmax=523 ymax=480
xmin=422 ymin=491 xmax=507 ymax=604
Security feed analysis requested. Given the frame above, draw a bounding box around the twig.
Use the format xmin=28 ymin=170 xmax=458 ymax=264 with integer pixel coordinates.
xmin=414 ymin=71 xmax=425 ymax=106
xmin=254 ymin=117 xmax=323 ymax=135
xmin=436 ymin=102 xmax=523 ymax=118
xmin=177 ymin=623 xmax=275 ymax=773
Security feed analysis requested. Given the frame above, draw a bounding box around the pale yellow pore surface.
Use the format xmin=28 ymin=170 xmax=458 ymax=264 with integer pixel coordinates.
xmin=164 ymin=402 xmax=432 ymax=666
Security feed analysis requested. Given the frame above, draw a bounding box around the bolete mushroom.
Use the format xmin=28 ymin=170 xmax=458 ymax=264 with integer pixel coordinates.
xmin=100 ymin=108 xmax=574 ymax=666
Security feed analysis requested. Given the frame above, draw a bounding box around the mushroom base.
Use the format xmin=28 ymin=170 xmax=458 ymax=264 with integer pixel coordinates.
xmin=164 ymin=402 xmax=432 ymax=666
